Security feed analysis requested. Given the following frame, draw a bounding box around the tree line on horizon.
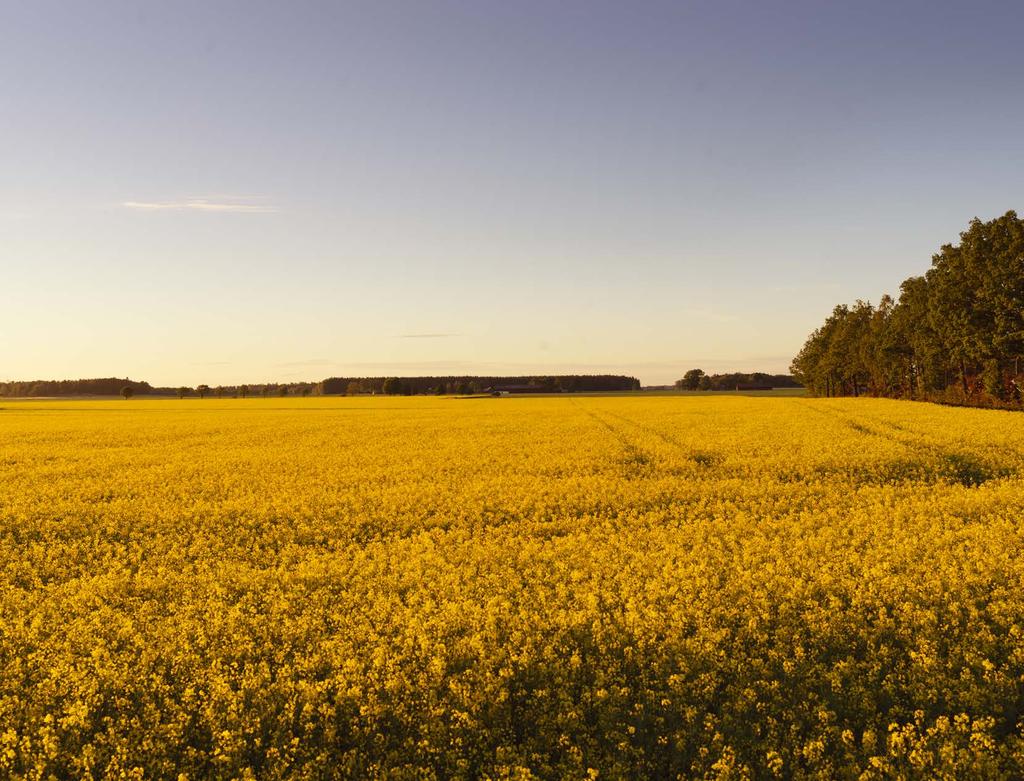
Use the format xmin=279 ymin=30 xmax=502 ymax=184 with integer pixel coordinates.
xmin=0 ymin=375 xmax=642 ymax=398
xmin=0 ymin=378 xmax=155 ymax=398
xmin=672 ymin=370 xmax=801 ymax=391
xmin=791 ymin=211 xmax=1024 ymax=407
xmin=320 ymin=374 xmax=641 ymax=395
xmin=0 ymin=378 xmax=319 ymax=399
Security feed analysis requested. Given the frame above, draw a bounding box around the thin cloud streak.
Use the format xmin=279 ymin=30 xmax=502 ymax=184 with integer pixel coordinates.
xmin=123 ymin=198 xmax=278 ymax=213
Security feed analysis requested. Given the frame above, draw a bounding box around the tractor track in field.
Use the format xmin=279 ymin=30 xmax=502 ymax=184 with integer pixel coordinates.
xmin=795 ymin=399 xmax=1014 ymax=486
xmin=570 ymin=400 xmax=659 ymax=475
xmin=572 ymin=401 xmax=723 ymax=472
xmin=597 ymin=406 xmax=726 ymax=468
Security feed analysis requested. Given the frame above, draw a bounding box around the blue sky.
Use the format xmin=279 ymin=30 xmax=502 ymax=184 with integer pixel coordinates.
xmin=2 ymin=1 xmax=1022 ymax=385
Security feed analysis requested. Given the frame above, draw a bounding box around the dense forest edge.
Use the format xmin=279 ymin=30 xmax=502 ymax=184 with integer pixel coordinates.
xmin=792 ymin=210 xmax=1024 ymax=409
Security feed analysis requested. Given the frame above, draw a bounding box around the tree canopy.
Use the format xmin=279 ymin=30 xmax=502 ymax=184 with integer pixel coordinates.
xmin=792 ymin=211 xmax=1024 ymax=406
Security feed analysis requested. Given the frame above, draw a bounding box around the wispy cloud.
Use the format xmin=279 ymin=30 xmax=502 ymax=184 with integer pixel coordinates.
xmin=397 ymin=333 xmax=459 ymax=339
xmin=123 ymin=197 xmax=277 ymax=213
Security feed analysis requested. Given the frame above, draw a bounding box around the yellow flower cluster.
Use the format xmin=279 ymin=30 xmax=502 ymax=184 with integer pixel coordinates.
xmin=2 ymin=395 xmax=1024 ymax=779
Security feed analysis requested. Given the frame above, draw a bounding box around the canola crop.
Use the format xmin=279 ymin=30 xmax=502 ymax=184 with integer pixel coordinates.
xmin=2 ymin=395 xmax=1024 ymax=779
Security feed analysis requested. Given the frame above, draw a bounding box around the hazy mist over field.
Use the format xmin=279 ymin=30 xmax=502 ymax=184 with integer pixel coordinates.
xmin=3 ymin=1 xmax=1023 ymax=385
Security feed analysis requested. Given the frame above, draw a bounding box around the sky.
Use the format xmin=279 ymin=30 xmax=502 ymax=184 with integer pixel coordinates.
xmin=2 ymin=1 xmax=1023 ymax=386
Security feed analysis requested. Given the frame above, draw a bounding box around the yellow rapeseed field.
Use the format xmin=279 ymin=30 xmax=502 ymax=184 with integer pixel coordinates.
xmin=3 ymin=396 xmax=1024 ymax=779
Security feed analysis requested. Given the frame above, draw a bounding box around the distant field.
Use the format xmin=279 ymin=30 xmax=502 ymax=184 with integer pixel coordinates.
xmin=2 ymin=396 xmax=1024 ymax=778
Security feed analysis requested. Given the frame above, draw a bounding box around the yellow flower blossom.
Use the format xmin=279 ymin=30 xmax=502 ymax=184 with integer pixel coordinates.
xmin=1 ymin=395 xmax=1024 ymax=777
